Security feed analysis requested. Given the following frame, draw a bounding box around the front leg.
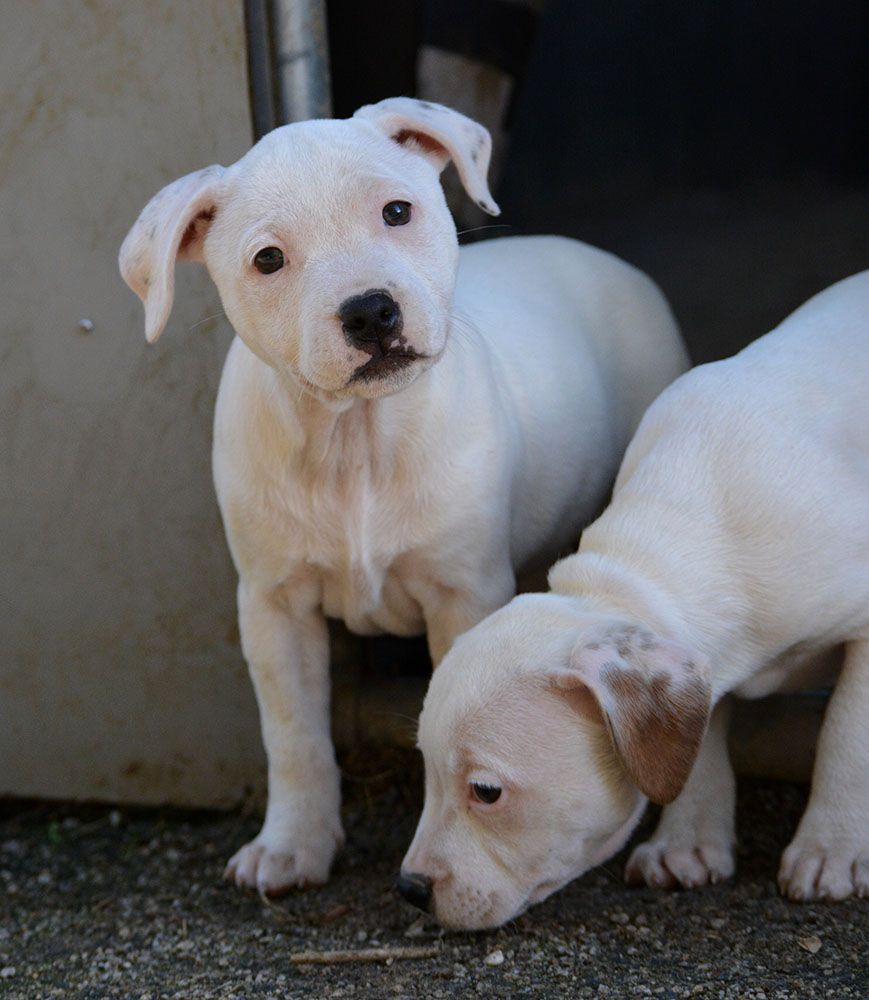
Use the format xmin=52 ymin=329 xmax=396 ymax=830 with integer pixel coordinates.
xmin=625 ymin=698 xmax=736 ymax=889
xmin=778 ymin=639 xmax=869 ymax=901
xmin=224 ymin=578 xmax=344 ymax=896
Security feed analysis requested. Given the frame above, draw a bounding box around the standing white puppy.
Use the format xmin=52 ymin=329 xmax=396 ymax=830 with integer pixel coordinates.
xmin=119 ymin=98 xmax=686 ymax=896
xmin=402 ymin=271 xmax=869 ymax=928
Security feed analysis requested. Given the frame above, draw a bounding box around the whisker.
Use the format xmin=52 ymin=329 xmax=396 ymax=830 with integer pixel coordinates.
xmin=449 ymin=308 xmax=483 ymax=350
xmin=456 ymin=224 xmax=513 ymax=238
xmin=598 ymin=861 xmax=623 ymax=885
xmin=187 ymin=311 xmax=224 ymax=332
xmin=377 ymin=712 xmax=420 ymax=727
xmin=372 ymin=711 xmax=420 ymax=744
xmin=341 ymin=766 xmax=401 ymax=783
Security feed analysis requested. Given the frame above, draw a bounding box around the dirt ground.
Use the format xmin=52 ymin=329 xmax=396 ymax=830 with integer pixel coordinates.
xmin=0 ymin=752 xmax=866 ymax=1000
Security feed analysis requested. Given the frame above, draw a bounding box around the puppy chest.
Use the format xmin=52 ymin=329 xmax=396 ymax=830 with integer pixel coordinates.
xmin=226 ymin=438 xmax=439 ymax=634
xmin=299 ymin=493 xmax=428 ymax=635
xmin=318 ymin=561 xmax=424 ymax=635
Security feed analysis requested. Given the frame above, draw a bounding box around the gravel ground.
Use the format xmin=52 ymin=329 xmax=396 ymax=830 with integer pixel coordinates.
xmin=1 ymin=751 xmax=866 ymax=1000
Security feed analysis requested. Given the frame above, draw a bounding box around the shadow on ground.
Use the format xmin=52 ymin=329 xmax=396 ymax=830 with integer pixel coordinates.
xmin=0 ymin=751 xmax=865 ymax=999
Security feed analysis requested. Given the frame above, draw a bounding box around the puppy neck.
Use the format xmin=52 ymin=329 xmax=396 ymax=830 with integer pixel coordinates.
xmin=269 ymin=361 xmax=438 ymax=478
xmin=549 ymin=550 xmax=684 ymax=640
xmin=549 ymin=548 xmax=756 ymax=702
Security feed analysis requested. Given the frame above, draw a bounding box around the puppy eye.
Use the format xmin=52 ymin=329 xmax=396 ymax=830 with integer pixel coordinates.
xmin=470 ymin=782 xmax=502 ymax=805
xmin=253 ymin=247 xmax=284 ymax=274
xmin=382 ymin=201 xmax=412 ymax=227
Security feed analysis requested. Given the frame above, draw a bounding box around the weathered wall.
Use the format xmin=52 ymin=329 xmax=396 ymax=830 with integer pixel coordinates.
xmin=0 ymin=1 xmax=264 ymax=806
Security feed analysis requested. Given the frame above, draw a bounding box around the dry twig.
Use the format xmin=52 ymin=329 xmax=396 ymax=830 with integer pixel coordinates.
xmin=289 ymin=945 xmax=439 ymax=965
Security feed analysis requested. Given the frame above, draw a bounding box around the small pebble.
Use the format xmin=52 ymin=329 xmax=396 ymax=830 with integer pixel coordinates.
xmin=404 ymin=917 xmax=426 ymax=938
xmin=484 ymin=948 xmax=505 ymax=966
xmin=798 ymin=934 xmax=822 ymax=954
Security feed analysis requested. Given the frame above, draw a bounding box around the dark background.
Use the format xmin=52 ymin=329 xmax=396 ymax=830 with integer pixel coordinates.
xmin=328 ymin=0 xmax=869 ymax=362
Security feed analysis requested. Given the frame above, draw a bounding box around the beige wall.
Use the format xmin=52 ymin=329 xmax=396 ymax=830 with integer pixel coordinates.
xmin=0 ymin=1 xmax=265 ymax=806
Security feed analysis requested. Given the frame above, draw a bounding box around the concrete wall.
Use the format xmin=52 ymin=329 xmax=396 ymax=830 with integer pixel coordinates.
xmin=0 ymin=1 xmax=264 ymax=806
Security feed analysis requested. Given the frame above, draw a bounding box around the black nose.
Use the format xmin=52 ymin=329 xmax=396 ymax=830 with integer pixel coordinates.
xmin=395 ymin=871 xmax=433 ymax=913
xmin=339 ymin=290 xmax=402 ymax=350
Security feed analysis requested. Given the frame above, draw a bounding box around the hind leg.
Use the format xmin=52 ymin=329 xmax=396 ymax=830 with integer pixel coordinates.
xmin=778 ymin=639 xmax=869 ymax=901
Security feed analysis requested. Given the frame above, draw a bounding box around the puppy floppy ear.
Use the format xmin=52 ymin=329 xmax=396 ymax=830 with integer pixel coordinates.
xmin=551 ymin=625 xmax=712 ymax=805
xmin=119 ymin=164 xmax=225 ymax=343
xmin=353 ymin=97 xmax=500 ymax=216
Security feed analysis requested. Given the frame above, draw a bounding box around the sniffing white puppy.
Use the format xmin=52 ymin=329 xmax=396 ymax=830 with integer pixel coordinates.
xmin=119 ymin=97 xmax=686 ymax=896
xmin=402 ymin=271 xmax=869 ymax=929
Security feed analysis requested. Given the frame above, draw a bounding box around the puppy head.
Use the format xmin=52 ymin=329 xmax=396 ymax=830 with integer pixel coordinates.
xmin=119 ymin=98 xmax=498 ymax=401
xmin=401 ymin=594 xmax=711 ymax=929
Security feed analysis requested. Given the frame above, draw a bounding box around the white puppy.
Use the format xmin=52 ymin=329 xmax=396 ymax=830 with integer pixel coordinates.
xmin=119 ymin=97 xmax=687 ymax=896
xmin=403 ymin=271 xmax=869 ymax=928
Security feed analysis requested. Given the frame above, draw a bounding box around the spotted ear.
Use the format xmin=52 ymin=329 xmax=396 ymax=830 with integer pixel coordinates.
xmin=119 ymin=165 xmax=225 ymax=343
xmin=353 ymin=97 xmax=500 ymax=216
xmin=551 ymin=624 xmax=712 ymax=805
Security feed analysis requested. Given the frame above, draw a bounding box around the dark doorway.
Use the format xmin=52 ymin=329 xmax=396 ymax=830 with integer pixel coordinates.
xmin=328 ymin=0 xmax=869 ymax=361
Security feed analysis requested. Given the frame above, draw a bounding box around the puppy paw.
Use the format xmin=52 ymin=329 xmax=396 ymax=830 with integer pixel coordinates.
xmin=778 ymin=836 xmax=869 ymax=902
xmin=224 ymin=823 xmax=345 ymax=897
xmin=625 ymin=838 xmax=735 ymax=890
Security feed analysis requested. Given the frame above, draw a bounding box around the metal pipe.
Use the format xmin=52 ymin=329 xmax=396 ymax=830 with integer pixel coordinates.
xmin=271 ymin=0 xmax=332 ymax=123
xmin=244 ymin=0 xmax=332 ymax=141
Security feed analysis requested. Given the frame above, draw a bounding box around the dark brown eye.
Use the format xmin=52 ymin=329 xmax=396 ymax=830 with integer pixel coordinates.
xmin=471 ymin=782 xmax=501 ymax=804
xmin=253 ymin=246 xmax=284 ymax=274
xmin=383 ymin=201 xmax=412 ymax=226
